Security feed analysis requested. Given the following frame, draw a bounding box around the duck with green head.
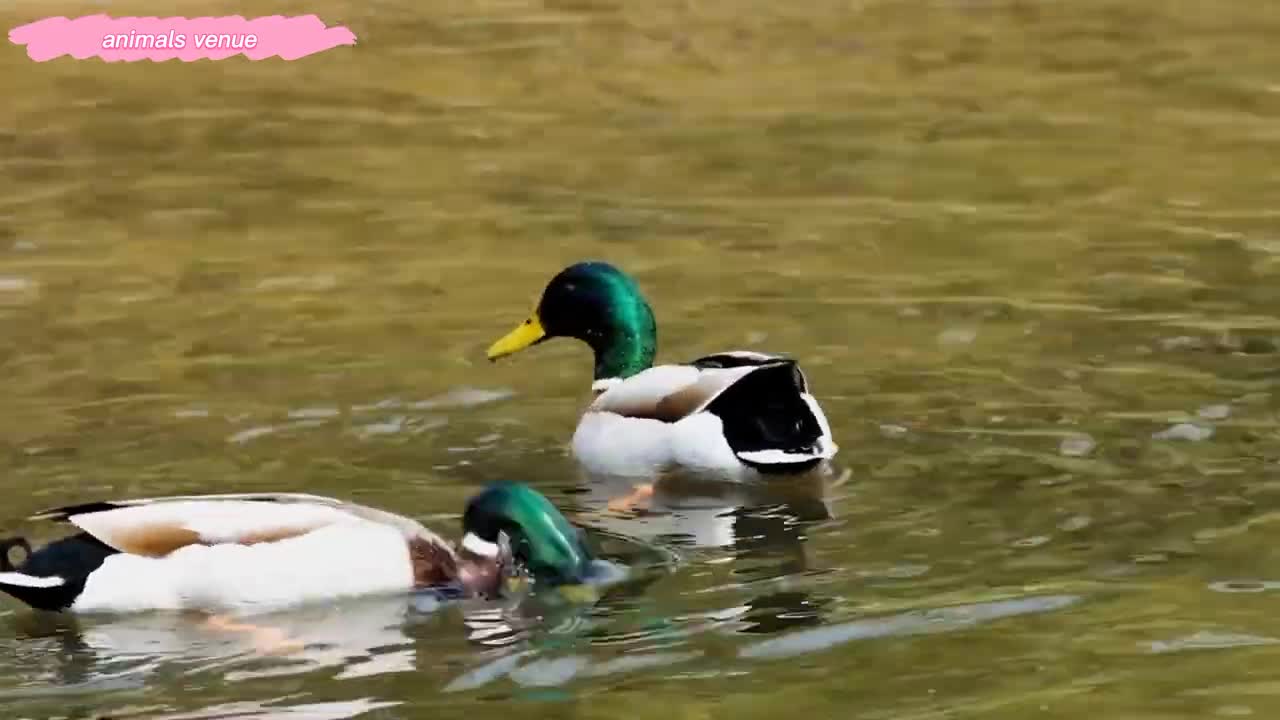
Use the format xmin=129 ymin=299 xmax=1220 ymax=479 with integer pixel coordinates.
xmin=0 ymin=482 xmax=594 ymax=623
xmin=487 ymin=261 xmax=838 ymax=482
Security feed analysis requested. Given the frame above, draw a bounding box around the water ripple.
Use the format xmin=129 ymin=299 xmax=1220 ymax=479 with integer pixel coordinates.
xmin=739 ymin=594 xmax=1081 ymax=660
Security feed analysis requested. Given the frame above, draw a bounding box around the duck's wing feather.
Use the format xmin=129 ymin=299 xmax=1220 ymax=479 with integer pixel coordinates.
xmin=689 ymin=351 xmax=808 ymax=390
xmin=588 ymin=352 xmax=796 ymax=423
xmin=30 ymin=492 xmax=346 ymax=522
xmin=29 ymin=493 xmax=436 ymax=558
xmin=688 ymin=350 xmax=791 ymax=369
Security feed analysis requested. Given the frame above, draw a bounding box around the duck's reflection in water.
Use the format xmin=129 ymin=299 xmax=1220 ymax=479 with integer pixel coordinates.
xmin=572 ymin=469 xmax=841 ymax=635
xmin=575 ymin=471 xmax=835 ymax=553
xmin=3 ymin=585 xmax=640 ymax=705
xmin=2 ymin=590 xmax=500 ymax=694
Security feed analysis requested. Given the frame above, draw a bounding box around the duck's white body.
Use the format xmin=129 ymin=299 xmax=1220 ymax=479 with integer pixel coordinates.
xmin=0 ymin=494 xmax=454 ymax=616
xmin=571 ymin=351 xmax=838 ymax=481
xmin=74 ymin=520 xmax=414 ymax=614
xmin=573 ymin=409 xmax=732 ymax=479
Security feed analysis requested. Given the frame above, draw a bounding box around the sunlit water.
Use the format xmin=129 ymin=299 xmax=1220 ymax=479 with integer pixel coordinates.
xmin=5 ymin=0 xmax=1280 ymax=717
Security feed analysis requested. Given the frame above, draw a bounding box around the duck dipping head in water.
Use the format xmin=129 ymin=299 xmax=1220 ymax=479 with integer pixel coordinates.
xmin=0 ymin=482 xmax=595 ymax=617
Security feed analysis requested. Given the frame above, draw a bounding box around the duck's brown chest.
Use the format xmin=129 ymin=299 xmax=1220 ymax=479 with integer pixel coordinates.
xmin=406 ymin=536 xmax=458 ymax=587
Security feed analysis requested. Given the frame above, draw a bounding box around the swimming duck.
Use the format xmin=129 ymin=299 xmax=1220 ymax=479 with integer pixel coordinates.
xmin=487 ymin=261 xmax=838 ymax=481
xmin=0 ymin=482 xmax=592 ymax=615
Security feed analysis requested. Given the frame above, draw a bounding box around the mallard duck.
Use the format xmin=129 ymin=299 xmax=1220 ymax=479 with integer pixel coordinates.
xmin=0 ymin=482 xmax=592 ymax=615
xmin=487 ymin=261 xmax=838 ymax=481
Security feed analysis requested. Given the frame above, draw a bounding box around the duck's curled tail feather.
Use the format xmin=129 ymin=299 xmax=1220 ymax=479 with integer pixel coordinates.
xmin=0 ymin=537 xmax=31 ymax=572
xmin=0 ymin=533 xmax=115 ymax=611
xmin=0 ymin=535 xmax=71 ymax=609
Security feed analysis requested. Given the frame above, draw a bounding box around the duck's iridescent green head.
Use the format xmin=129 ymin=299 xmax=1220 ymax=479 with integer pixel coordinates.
xmin=486 ymin=261 xmax=657 ymax=381
xmin=461 ymin=482 xmax=593 ymax=587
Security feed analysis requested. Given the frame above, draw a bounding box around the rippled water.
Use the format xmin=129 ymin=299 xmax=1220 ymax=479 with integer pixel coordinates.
xmin=5 ymin=0 xmax=1280 ymax=717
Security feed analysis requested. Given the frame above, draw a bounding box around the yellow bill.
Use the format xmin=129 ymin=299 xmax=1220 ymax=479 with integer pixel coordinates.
xmin=487 ymin=315 xmax=546 ymax=360
xmin=557 ymin=583 xmax=601 ymax=604
xmin=503 ymin=574 xmax=529 ymax=596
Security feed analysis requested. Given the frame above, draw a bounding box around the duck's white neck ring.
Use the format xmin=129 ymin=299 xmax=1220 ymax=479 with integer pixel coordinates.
xmin=591 ymin=378 xmax=622 ymax=393
xmin=461 ymin=532 xmax=500 ymax=559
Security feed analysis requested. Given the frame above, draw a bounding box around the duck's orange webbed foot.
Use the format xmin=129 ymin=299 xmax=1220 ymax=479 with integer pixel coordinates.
xmin=606 ymin=483 xmax=655 ymax=513
xmin=204 ymin=614 xmax=305 ymax=656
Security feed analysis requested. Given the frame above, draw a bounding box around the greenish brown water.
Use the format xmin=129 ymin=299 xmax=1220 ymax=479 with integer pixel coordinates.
xmin=5 ymin=0 xmax=1280 ymax=717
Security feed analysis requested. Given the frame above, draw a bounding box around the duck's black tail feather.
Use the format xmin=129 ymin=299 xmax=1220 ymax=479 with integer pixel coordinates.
xmin=0 ymin=535 xmax=71 ymax=611
xmin=0 ymin=533 xmax=115 ymax=611
xmin=705 ymin=362 xmax=831 ymax=474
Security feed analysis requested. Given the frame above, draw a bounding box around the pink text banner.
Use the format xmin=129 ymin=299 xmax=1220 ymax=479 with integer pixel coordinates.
xmin=9 ymin=14 xmax=356 ymax=62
